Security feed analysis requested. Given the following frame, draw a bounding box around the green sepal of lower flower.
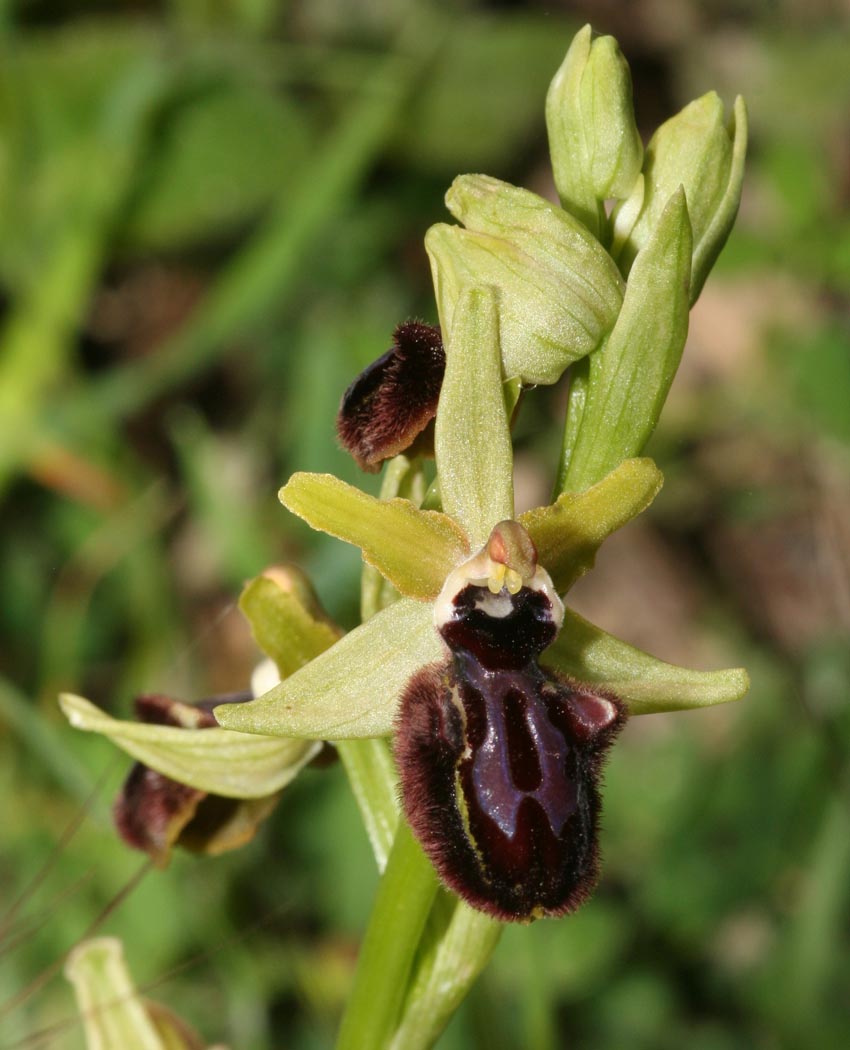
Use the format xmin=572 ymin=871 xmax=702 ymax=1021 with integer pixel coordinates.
xmin=542 ymin=607 xmax=750 ymax=714
xmin=558 ymin=187 xmax=692 ymax=494
xmin=215 ymin=598 xmax=441 ymax=740
xmin=66 ymin=937 xmax=205 ymax=1050
xmin=546 ymin=25 xmax=643 ymax=240
xmin=240 ymin=566 xmax=342 ymax=677
xmin=434 ymin=285 xmax=514 ymax=548
xmin=59 ymin=692 xmax=320 ymax=798
xmin=521 ymin=458 xmax=663 ymax=593
xmin=280 ymin=473 xmax=470 ymax=600
xmin=613 ymin=92 xmax=747 ymax=303
xmin=426 ymin=181 xmax=624 ymax=386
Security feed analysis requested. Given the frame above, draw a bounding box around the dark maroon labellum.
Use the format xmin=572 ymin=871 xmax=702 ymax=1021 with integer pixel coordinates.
xmin=336 ymin=321 xmax=444 ymax=472
xmin=396 ymin=584 xmax=625 ymax=921
xmin=114 ymin=691 xmax=280 ymax=866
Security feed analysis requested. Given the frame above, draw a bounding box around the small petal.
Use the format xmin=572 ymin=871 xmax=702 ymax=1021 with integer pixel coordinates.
xmin=59 ymin=693 xmax=320 ymax=798
xmin=280 ymin=473 xmax=469 ymax=600
xmin=560 ymin=187 xmax=692 ymax=493
xmin=541 ymin=607 xmax=750 ymax=714
xmin=434 ymin=286 xmax=513 ymax=548
xmin=215 ymin=598 xmax=442 ymax=739
xmin=336 ymin=322 xmax=445 ymax=471
xmin=520 ymin=458 xmax=663 ymax=593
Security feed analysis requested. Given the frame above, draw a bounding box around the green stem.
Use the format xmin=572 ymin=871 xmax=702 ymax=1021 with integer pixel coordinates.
xmin=336 ymin=738 xmax=399 ymax=873
xmin=336 ymin=821 xmax=440 ymax=1050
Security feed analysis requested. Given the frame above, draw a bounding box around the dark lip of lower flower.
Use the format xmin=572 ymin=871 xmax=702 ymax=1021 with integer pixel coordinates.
xmin=113 ymin=691 xmax=283 ymax=866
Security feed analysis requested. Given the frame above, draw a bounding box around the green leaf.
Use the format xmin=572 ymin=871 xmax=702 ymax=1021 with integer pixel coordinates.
xmin=65 ymin=938 xmax=173 ymax=1050
xmin=542 ymin=607 xmax=749 ymax=714
xmin=434 ymin=286 xmax=513 ymax=548
xmin=215 ymin=598 xmax=442 ymax=739
xmin=280 ymin=473 xmax=469 ymax=600
xmin=426 ymin=191 xmax=623 ymax=386
xmin=59 ymin=693 xmax=320 ymax=798
xmin=521 ymin=458 xmax=663 ymax=593
xmin=546 ymin=25 xmax=643 ymax=238
xmin=559 ymin=187 xmax=692 ymax=493
xmin=614 ymin=92 xmax=747 ymax=302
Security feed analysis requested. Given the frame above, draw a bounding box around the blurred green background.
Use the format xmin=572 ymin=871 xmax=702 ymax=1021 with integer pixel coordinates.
xmin=1 ymin=1 xmax=849 ymax=1047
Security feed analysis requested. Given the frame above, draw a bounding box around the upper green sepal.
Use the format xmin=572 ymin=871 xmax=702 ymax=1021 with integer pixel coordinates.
xmin=542 ymin=607 xmax=750 ymax=714
xmin=613 ymin=92 xmax=747 ymax=302
xmin=434 ymin=285 xmax=514 ymax=548
xmin=559 ymin=187 xmax=692 ymax=493
xmin=426 ymin=176 xmax=624 ymax=385
xmin=546 ymin=24 xmax=643 ymax=238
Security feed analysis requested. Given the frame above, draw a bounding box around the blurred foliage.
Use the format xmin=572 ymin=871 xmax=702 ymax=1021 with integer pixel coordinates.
xmin=0 ymin=1 xmax=849 ymax=1048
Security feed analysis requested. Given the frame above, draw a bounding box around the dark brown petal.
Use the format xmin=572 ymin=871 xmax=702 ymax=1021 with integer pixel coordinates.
xmin=336 ymin=321 xmax=444 ymax=472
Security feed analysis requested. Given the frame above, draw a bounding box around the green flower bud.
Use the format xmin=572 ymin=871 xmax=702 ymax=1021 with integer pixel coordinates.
xmin=546 ymin=24 xmax=643 ymax=239
xmin=559 ymin=187 xmax=692 ymax=493
xmin=426 ymin=176 xmax=624 ymax=385
xmin=614 ymin=92 xmax=748 ymax=302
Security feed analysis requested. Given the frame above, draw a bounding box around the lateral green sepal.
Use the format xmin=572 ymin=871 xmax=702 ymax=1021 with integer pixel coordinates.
xmin=59 ymin=693 xmax=319 ymax=799
xmin=215 ymin=599 xmax=442 ymax=739
xmin=542 ymin=608 xmax=750 ymax=714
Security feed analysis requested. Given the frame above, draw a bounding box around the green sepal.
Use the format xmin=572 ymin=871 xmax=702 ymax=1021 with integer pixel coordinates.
xmin=545 ymin=25 xmax=643 ymax=238
xmin=520 ymin=458 xmax=663 ymax=593
xmin=240 ymin=567 xmax=341 ymax=679
xmin=559 ymin=187 xmax=692 ymax=493
xmin=59 ymin=693 xmax=320 ymax=799
xmin=614 ymin=92 xmax=747 ymax=302
xmin=542 ymin=607 xmax=750 ymax=714
xmin=280 ymin=473 xmax=469 ymax=600
xmin=425 ymin=199 xmax=623 ymax=386
xmin=434 ymin=286 xmax=514 ymax=549
xmin=239 ymin=567 xmax=400 ymax=870
xmin=215 ymin=598 xmax=442 ymax=739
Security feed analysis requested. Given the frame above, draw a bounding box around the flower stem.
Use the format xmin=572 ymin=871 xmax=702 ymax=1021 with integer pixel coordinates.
xmin=335 ymin=820 xmax=439 ymax=1050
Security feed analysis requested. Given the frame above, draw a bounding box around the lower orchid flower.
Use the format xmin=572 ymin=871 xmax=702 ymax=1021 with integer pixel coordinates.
xmin=214 ymin=286 xmax=749 ymax=921
xmin=59 ymin=565 xmax=339 ymax=864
